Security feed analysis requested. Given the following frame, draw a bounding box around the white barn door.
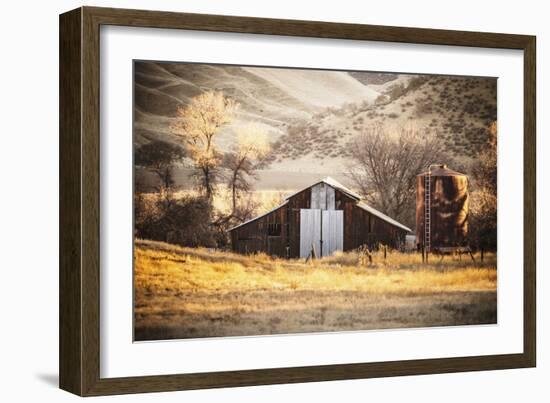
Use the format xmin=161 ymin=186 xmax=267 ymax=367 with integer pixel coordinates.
xmin=300 ymin=209 xmax=321 ymax=258
xmin=322 ymin=210 xmax=344 ymax=256
xmin=300 ymin=209 xmax=343 ymax=258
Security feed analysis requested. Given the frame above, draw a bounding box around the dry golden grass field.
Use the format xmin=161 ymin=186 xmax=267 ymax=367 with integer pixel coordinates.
xmin=134 ymin=239 xmax=497 ymax=341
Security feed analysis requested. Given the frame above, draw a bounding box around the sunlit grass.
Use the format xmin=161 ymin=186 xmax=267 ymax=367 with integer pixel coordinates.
xmin=134 ymin=239 xmax=497 ymax=340
xmin=135 ymin=239 xmax=496 ymax=295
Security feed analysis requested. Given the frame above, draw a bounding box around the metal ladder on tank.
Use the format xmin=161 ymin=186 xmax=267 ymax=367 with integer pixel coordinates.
xmin=424 ymin=167 xmax=432 ymax=254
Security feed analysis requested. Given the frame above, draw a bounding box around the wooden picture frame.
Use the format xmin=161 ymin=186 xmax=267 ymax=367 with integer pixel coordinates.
xmin=59 ymin=6 xmax=536 ymax=396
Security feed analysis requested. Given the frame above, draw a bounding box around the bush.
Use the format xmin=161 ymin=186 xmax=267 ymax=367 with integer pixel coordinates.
xmin=135 ymin=193 xmax=216 ymax=248
xmin=375 ymin=94 xmax=390 ymax=105
xmin=387 ymin=83 xmax=406 ymax=100
xmin=415 ymin=99 xmax=433 ymax=116
xmin=407 ymin=76 xmax=428 ymax=92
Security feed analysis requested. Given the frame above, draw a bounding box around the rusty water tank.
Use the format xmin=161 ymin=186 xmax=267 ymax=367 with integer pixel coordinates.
xmin=416 ymin=164 xmax=469 ymax=250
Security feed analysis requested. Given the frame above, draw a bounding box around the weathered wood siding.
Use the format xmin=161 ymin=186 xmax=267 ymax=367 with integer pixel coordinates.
xmin=344 ymin=203 xmax=407 ymax=250
xmin=230 ymin=204 xmax=288 ymax=258
xmin=286 ymin=188 xmax=310 ymax=258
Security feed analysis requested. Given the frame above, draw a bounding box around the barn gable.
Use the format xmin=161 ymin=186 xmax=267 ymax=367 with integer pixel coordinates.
xmin=284 ymin=176 xmax=361 ymax=203
xmin=228 ymin=200 xmax=289 ymax=232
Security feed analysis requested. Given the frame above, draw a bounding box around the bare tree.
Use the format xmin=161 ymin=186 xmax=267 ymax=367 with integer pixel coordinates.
xmin=347 ymin=124 xmax=447 ymax=225
xmin=262 ymin=190 xmax=288 ymax=211
xmin=223 ymin=124 xmax=271 ymax=219
xmin=469 ymin=121 xmax=497 ymax=250
xmin=170 ymin=91 xmax=238 ymax=200
xmin=135 ymin=140 xmax=185 ymax=193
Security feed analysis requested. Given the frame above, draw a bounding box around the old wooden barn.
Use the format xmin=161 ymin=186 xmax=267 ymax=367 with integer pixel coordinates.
xmin=229 ymin=177 xmax=411 ymax=258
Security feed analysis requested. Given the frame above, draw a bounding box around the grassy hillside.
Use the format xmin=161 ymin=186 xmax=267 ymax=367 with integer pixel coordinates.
xmin=272 ymin=75 xmax=496 ymax=166
xmin=134 ymin=240 xmax=497 ymax=341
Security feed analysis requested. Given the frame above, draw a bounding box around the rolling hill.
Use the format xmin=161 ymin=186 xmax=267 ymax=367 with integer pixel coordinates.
xmin=134 ymin=62 xmax=382 ymax=150
xmin=134 ymin=61 xmax=496 ymax=190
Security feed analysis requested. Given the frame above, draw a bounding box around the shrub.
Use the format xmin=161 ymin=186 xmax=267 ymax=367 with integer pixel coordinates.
xmin=135 ymin=194 xmax=216 ymax=248
xmin=407 ymin=76 xmax=428 ymax=92
xmin=415 ymin=100 xmax=433 ymax=116
xmin=375 ymin=94 xmax=390 ymax=105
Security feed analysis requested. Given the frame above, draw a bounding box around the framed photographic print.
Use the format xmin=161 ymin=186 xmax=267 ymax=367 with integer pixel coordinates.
xmin=59 ymin=6 xmax=536 ymax=396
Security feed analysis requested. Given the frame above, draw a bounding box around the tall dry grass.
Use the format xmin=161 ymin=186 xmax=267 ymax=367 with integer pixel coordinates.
xmin=134 ymin=239 xmax=497 ymax=340
xmin=136 ymin=239 xmax=496 ymax=294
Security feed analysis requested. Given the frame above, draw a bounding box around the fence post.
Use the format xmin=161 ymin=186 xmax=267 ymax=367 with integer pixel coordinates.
xmin=420 ymin=244 xmax=426 ymax=263
xmin=426 ymin=246 xmax=429 ymax=264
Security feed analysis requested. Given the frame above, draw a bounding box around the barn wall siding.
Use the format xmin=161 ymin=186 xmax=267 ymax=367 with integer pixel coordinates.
xmin=230 ymin=205 xmax=288 ymax=258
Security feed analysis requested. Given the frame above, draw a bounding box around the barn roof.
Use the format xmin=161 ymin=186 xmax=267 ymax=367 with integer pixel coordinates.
xmin=356 ymin=202 xmax=412 ymax=232
xmin=228 ymin=176 xmax=411 ymax=233
xmin=284 ymin=176 xmax=361 ymax=201
xmin=228 ymin=200 xmax=289 ymax=232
